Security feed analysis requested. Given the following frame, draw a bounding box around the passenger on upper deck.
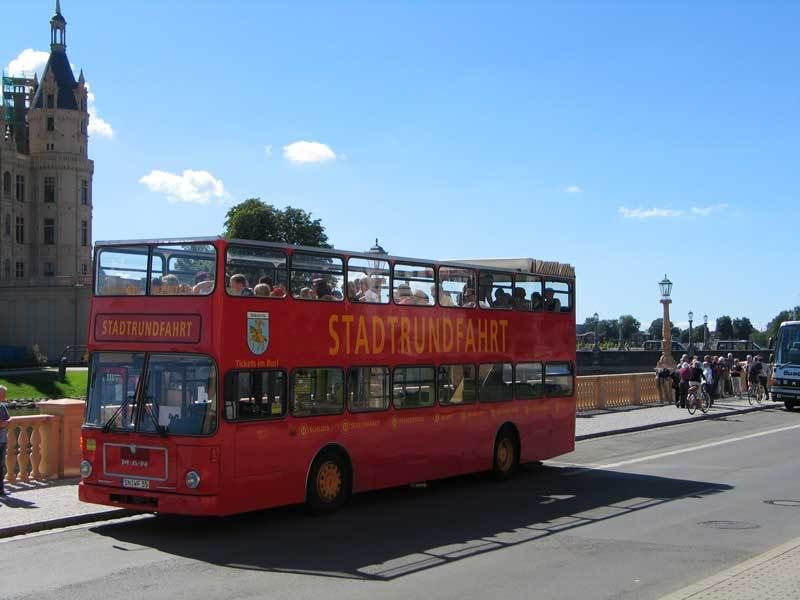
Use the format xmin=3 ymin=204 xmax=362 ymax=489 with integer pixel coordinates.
xmin=192 ymin=271 xmax=214 ymax=294
xmin=254 ymin=283 xmax=271 ymax=297
xmin=150 ymin=277 xmax=163 ymax=295
xmin=543 ymin=288 xmax=561 ymax=312
xmin=312 ymin=278 xmax=336 ymax=301
xmin=363 ymin=277 xmax=381 ymax=303
xmin=230 ymin=274 xmax=253 ymax=296
xmin=512 ymin=287 xmax=531 ymax=311
xmin=493 ymin=288 xmax=512 ymax=309
xmin=531 ymin=292 xmax=543 ymax=310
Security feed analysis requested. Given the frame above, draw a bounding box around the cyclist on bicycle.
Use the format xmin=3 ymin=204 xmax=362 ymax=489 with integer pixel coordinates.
xmin=747 ymin=356 xmax=763 ymax=394
xmin=688 ymin=359 xmax=704 ymax=399
xmin=702 ymin=361 xmax=715 ymax=401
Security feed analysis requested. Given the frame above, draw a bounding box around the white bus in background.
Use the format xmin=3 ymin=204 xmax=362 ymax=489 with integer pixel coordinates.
xmin=770 ymin=321 xmax=800 ymax=410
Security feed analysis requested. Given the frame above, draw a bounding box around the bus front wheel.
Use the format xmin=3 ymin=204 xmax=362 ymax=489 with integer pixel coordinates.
xmin=786 ymin=400 xmax=796 ymax=411
xmin=492 ymin=428 xmax=519 ymax=481
xmin=307 ymin=451 xmax=351 ymax=514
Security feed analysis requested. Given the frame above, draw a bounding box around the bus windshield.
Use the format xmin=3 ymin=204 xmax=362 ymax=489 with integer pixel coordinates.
xmin=776 ymin=324 xmax=800 ymax=366
xmin=86 ymin=352 xmax=218 ymax=435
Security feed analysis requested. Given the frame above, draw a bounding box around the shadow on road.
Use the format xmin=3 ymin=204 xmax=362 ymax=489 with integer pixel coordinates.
xmin=91 ymin=466 xmax=731 ymax=581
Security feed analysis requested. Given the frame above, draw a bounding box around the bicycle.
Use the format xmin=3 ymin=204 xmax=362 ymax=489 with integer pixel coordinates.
xmin=687 ymin=382 xmax=711 ymax=415
xmin=747 ymin=378 xmax=763 ymax=405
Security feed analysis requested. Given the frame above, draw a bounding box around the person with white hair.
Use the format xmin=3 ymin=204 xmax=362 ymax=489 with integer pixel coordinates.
xmin=0 ymin=385 xmax=10 ymax=495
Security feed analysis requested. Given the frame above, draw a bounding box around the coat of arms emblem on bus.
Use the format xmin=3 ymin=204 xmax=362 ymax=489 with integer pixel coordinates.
xmin=247 ymin=312 xmax=270 ymax=355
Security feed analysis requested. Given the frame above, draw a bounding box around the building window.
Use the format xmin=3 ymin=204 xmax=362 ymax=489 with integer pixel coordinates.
xmin=81 ymin=220 xmax=88 ymax=247
xmin=2 ymin=171 xmax=10 ymax=196
xmin=15 ymin=217 xmax=24 ymax=244
xmin=81 ymin=263 xmax=88 ymax=275
xmin=81 ymin=179 xmax=88 ymax=205
xmin=44 ymin=262 xmax=55 ymax=277
xmin=47 ymin=117 xmax=55 ymax=132
xmin=44 ymin=218 xmax=55 ymax=245
xmin=3 ymin=259 xmax=9 ymax=278
xmin=4 ymin=215 xmax=9 ymax=237
xmin=15 ymin=261 xmax=24 ymax=278
xmin=44 ymin=176 xmax=55 ymax=203
xmin=15 ymin=175 xmax=24 ymax=202
xmin=46 ymin=94 xmax=54 ymax=109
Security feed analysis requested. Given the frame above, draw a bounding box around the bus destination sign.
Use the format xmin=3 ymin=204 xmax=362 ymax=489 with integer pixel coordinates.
xmin=95 ymin=314 xmax=202 ymax=343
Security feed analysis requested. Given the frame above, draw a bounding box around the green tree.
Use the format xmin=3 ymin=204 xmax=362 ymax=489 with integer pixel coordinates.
xmin=766 ymin=307 xmax=800 ymax=338
xmin=648 ymin=318 xmax=677 ymax=340
xmin=732 ymin=317 xmax=754 ymax=340
xmin=619 ymin=315 xmax=641 ymax=345
xmin=715 ymin=315 xmax=734 ymax=340
xmin=223 ymin=198 xmax=331 ymax=247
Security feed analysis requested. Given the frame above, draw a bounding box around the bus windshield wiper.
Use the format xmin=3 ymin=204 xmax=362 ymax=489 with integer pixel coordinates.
xmin=102 ymin=395 xmax=133 ymax=432
xmin=143 ymin=397 xmax=168 ymax=438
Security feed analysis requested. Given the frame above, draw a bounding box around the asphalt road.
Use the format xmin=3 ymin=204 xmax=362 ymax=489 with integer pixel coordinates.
xmin=3 ymin=408 xmax=800 ymax=600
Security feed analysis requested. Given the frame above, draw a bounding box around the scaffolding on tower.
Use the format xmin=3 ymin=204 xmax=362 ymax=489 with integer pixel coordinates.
xmin=2 ymin=70 xmax=37 ymax=149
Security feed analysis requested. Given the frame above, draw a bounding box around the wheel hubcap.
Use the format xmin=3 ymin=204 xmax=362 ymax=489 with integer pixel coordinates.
xmin=497 ymin=439 xmax=513 ymax=471
xmin=316 ymin=461 xmax=342 ymax=502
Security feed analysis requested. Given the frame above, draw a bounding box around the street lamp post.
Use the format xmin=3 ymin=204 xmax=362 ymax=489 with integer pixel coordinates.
xmin=593 ymin=312 xmax=600 ymax=351
xmin=618 ymin=315 xmax=624 ymax=350
xmin=659 ymin=275 xmax=675 ymax=368
xmin=703 ymin=314 xmax=709 ymax=349
xmin=688 ymin=310 xmax=694 ymax=353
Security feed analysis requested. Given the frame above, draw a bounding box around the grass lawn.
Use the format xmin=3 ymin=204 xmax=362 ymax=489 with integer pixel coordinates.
xmin=0 ymin=370 xmax=87 ymax=400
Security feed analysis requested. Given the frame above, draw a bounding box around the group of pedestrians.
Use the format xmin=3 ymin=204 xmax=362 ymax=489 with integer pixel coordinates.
xmin=656 ymin=353 xmax=770 ymax=408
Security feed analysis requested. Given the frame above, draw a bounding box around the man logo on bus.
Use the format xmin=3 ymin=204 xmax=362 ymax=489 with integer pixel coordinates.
xmin=247 ymin=312 xmax=270 ymax=355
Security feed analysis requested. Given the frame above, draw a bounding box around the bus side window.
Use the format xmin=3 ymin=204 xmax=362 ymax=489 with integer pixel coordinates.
xmin=393 ymin=366 xmax=435 ymax=408
xmin=437 ymin=364 xmax=477 ymax=405
xmin=515 ymin=363 xmax=543 ymax=399
xmin=544 ymin=363 xmax=573 ymax=396
xmin=543 ymin=280 xmax=572 ymax=313
xmin=291 ymin=252 xmax=345 ymax=301
xmin=291 ymin=368 xmax=344 ymax=416
xmin=478 ymin=363 xmax=513 ymax=402
xmin=347 ymin=367 xmax=390 ymax=412
xmin=226 ymin=245 xmax=288 ymax=298
xmin=226 ymin=370 xmax=287 ymax=420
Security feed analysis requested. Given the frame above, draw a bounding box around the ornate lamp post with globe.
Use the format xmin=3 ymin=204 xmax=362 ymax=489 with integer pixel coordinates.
xmin=592 ymin=312 xmax=600 ymax=351
xmin=703 ymin=314 xmax=709 ymax=350
xmin=618 ymin=315 xmax=624 ymax=350
xmin=688 ymin=311 xmax=694 ymax=353
xmin=659 ymin=276 xmax=675 ymax=369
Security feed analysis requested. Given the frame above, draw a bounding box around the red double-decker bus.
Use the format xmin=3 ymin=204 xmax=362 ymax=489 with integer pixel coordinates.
xmin=79 ymin=237 xmax=576 ymax=515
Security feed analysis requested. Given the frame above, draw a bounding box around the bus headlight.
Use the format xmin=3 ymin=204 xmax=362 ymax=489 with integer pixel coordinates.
xmin=79 ymin=460 xmax=93 ymax=478
xmin=185 ymin=470 xmax=201 ymax=489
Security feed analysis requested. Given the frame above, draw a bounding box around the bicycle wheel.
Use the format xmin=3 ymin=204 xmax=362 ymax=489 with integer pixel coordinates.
xmin=747 ymin=382 xmax=755 ymax=405
xmin=700 ymin=390 xmax=711 ymax=414
xmin=687 ymin=392 xmax=697 ymax=415
xmin=756 ymin=385 xmax=764 ymax=404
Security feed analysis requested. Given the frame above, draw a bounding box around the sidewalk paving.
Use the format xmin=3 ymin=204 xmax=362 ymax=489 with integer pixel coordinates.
xmin=0 ymin=394 xmax=781 ymax=540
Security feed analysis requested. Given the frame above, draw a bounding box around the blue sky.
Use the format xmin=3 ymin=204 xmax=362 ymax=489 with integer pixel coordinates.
xmin=5 ymin=0 xmax=799 ymax=331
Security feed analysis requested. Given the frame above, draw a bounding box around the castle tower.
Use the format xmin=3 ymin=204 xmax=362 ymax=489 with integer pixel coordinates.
xmin=24 ymin=0 xmax=94 ymax=281
xmin=0 ymin=1 xmax=93 ymax=360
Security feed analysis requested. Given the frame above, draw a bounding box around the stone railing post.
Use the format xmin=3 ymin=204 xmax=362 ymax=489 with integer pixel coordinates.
xmin=632 ymin=375 xmax=642 ymax=405
xmin=37 ymin=399 xmax=85 ymax=478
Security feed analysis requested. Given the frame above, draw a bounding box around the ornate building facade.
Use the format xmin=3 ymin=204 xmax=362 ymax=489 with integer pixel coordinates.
xmin=0 ymin=2 xmax=93 ymax=361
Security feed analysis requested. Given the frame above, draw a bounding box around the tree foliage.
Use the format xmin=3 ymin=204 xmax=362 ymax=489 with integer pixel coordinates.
xmin=732 ymin=317 xmax=754 ymax=340
xmin=715 ymin=315 xmax=734 ymax=340
xmin=648 ymin=318 xmax=677 ymax=340
xmin=223 ymin=198 xmax=331 ymax=247
xmin=766 ymin=307 xmax=800 ymax=338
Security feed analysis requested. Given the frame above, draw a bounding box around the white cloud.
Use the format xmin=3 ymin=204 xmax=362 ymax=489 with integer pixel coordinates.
xmin=564 ymin=185 xmax=582 ymax=193
xmin=618 ymin=207 xmax=684 ymax=219
xmin=690 ymin=203 xmax=729 ymax=216
xmin=139 ymin=169 xmax=226 ymax=204
xmin=6 ymin=49 xmax=48 ymax=76
xmin=84 ymin=83 xmax=114 ymax=139
xmin=283 ymin=140 xmax=336 ymax=164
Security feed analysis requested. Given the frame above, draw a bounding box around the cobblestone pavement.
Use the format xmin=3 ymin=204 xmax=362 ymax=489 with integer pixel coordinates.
xmin=660 ymin=538 xmax=800 ymax=599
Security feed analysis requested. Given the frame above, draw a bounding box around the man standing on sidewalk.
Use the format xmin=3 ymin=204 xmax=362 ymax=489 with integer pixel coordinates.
xmin=0 ymin=385 xmax=10 ymax=496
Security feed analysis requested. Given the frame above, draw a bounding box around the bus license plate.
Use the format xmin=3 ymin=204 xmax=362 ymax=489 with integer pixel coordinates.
xmin=122 ymin=478 xmax=150 ymax=490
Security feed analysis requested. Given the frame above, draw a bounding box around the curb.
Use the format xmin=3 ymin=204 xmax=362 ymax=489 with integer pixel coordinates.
xmin=576 ymin=401 xmax=782 ymax=441
xmin=0 ymin=509 xmax=132 ymax=540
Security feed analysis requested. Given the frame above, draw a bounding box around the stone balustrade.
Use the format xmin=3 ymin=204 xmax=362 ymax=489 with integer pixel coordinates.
xmin=3 ymin=399 xmax=85 ymax=485
xmin=2 ymin=376 xmax=661 ymax=485
xmin=576 ymin=373 xmax=661 ymax=411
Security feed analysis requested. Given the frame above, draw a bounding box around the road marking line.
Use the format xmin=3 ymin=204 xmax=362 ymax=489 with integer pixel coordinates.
xmin=577 ymin=423 xmax=800 ymax=470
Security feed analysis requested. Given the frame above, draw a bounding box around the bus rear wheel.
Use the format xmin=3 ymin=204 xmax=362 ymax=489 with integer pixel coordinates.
xmin=307 ymin=451 xmax=350 ymax=514
xmin=786 ymin=400 xmax=796 ymax=411
xmin=492 ymin=429 xmax=519 ymax=480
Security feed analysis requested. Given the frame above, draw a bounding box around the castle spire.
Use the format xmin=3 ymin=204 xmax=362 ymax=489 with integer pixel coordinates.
xmin=50 ymin=0 xmax=67 ymax=51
